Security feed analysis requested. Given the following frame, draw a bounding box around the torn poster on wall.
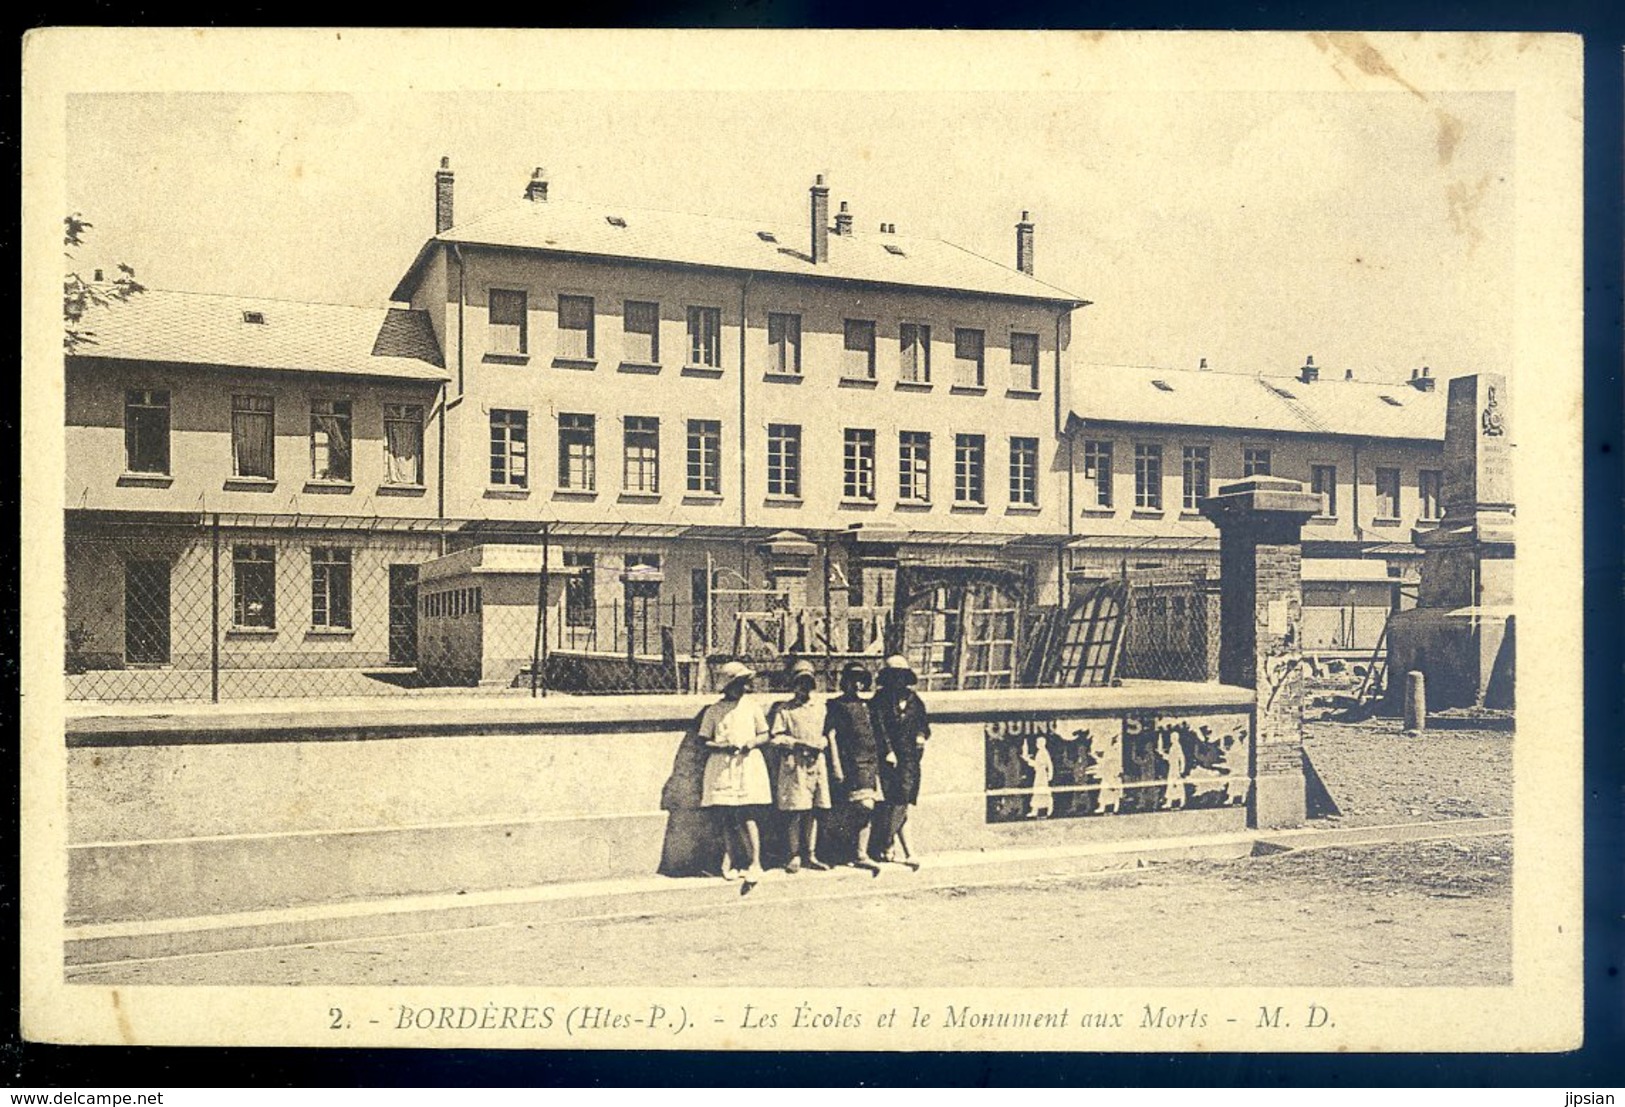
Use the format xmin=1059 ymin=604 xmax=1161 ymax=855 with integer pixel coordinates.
xmin=984 ymin=712 xmax=1251 ymax=822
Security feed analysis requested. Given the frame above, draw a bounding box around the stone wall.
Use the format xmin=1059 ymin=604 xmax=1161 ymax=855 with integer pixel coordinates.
xmin=66 ymin=683 xmax=1254 ymax=923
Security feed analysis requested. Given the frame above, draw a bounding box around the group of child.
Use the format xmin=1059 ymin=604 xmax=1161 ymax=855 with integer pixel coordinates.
xmin=695 ymin=654 xmax=932 ymax=891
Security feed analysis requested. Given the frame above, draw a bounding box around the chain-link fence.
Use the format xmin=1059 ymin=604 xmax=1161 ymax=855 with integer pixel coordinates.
xmin=66 ymin=518 xmax=447 ymax=702
xmin=1117 ymin=566 xmax=1220 ymax=683
xmin=66 ymin=519 xmax=1222 ymax=704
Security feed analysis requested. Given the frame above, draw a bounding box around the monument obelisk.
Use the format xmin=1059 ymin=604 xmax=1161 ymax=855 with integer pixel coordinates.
xmin=1385 ymin=373 xmax=1515 ymax=711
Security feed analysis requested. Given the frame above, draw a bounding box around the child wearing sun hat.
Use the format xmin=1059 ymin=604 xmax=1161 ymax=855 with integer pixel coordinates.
xmin=871 ymin=654 xmax=930 ymax=869
xmin=768 ymin=659 xmax=833 ymax=873
xmin=824 ymin=661 xmax=885 ymax=875
xmin=698 ymin=660 xmax=772 ymax=890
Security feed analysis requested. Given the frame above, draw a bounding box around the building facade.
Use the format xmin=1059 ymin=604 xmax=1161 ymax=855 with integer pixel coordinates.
xmin=62 ymin=161 xmax=1455 ymax=695
xmin=1062 ymin=360 xmax=1448 ymax=654
xmin=390 ymin=167 xmax=1085 ymax=686
xmin=63 ymin=292 xmax=452 ymax=694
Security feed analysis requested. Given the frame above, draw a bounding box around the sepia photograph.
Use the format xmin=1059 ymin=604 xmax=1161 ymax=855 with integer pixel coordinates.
xmin=19 ymin=28 xmax=1583 ymax=1052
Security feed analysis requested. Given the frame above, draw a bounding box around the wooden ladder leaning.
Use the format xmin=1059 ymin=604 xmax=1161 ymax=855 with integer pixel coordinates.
xmin=1353 ymin=619 xmax=1391 ymax=706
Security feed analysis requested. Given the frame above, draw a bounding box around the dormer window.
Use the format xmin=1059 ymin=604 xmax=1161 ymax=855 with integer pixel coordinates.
xmin=242 ymin=310 xmax=266 ymax=325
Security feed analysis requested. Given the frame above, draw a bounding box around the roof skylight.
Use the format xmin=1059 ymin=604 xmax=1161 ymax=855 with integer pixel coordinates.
xmin=242 ymin=311 xmax=266 ymax=325
xmin=1151 ymin=379 xmax=1174 ymax=392
xmin=605 ymin=216 xmax=627 ymax=228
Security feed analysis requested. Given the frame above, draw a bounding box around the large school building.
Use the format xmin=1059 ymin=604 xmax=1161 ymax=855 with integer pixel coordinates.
xmin=62 ymin=161 xmax=1448 ymax=695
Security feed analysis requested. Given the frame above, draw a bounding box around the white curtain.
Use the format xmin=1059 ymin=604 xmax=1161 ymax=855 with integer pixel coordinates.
xmin=385 ymin=419 xmax=422 ymax=484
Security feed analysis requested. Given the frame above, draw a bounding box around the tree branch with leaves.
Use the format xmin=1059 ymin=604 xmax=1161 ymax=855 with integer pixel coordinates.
xmin=64 ymin=213 xmax=145 ymax=354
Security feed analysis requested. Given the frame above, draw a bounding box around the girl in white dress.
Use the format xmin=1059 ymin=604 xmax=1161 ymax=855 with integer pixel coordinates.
xmin=768 ymin=659 xmax=833 ymax=874
xmin=699 ymin=661 xmax=772 ymax=889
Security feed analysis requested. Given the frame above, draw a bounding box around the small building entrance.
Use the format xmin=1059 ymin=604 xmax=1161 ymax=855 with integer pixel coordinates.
xmin=123 ymin=559 xmax=171 ymax=665
xmin=388 ymin=564 xmax=419 ymax=665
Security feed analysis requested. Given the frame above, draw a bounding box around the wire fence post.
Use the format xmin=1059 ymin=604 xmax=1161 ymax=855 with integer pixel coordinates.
xmin=822 ymin=538 xmax=834 ymax=690
xmin=530 ymin=524 xmax=551 ymax=698
xmin=210 ymin=512 xmax=220 ymax=704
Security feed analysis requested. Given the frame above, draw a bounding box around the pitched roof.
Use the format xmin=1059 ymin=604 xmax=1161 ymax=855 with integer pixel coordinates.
xmin=1068 ymin=364 xmax=1447 ymax=442
xmin=68 ymin=289 xmax=448 ymax=382
xmin=391 ymin=198 xmax=1086 ymax=306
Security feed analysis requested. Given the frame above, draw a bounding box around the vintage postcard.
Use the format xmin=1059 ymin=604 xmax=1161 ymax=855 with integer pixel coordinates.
xmin=20 ymin=28 xmax=1583 ymax=1051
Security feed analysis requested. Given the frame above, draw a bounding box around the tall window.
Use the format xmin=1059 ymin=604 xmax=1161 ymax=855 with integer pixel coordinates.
xmin=1009 ymin=436 xmax=1039 ymax=507
xmin=899 ymin=323 xmax=931 ymax=383
xmin=310 ymin=398 xmax=353 ymax=482
xmin=488 ymin=288 xmax=527 ymax=355
xmin=687 ymin=306 xmax=722 ymax=368
xmin=564 ymin=551 xmax=595 ymax=628
xmin=686 ymin=419 xmax=721 ymax=495
xmin=954 ymin=434 xmax=986 ymax=505
xmin=1419 ymin=469 xmax=1444 ymax=520
xmin=623 ymin=416 xmax=660 ymax=494
xmin=1243 ymin=447 xmax=1272 ymax=477
xmin=1010 ymin=332 xmax=1040 ymax=392
xmin=558 ymin=413 xmax=597 ymax=491
xmin=1083 ymin=440 xmax=1113 ymax=508
xmin=231 ymin=394 xmax=274 ymax=479
xmin=767 ymin=312 xmax=801 ymax=374
xmin=557 ymin=294 xmax=595 ymax=361
xmin=1181 ymin=445 xmax=1211 ymax=512
xmin=124 ymin=388 xmax=171 ymax=474
xmin=899 ymin=431 xmax=931 ymax=503
xmin=1311 ymin=464 xmax=1338 ymax=517
xmin=488 ymin=409 xmax=528 ymax=488
xmin=1134 ymin=443 xmax=1163 ymax=510
xmin=767 ymin=424 xmax=801 ymax=498
xmin=953 ymin=328 xmax=986 ymax=388
xmin=1375 ymin=466 xmax=1401 ymax=518
xmin=383 ymin=403 xmax=424 ymax=486
xmin=232 ymin=545 xmax=275 ymax=629
xmin=843 ymin=428 xmax=877 ymax=501
xmin=310 ymin=547 xmax=352 ymax=629
xmin=623 ymin=300 xmax=659 ymax=365
xmin=843 ymin=319 xmax=877 ymax=380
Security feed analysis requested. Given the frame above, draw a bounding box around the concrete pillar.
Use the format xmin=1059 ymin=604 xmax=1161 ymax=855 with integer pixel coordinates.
xmin=842 ymin=523 xmax=906 ymax=651
xmin=1199 ymin=476 xmax=1322 ymax=829
xmin=756 ymin=530 xmax=817 ymax=612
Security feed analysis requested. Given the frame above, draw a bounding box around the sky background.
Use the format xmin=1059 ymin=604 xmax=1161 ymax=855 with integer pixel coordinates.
xmin=65 ymin=87 xmax=1514 ymax=384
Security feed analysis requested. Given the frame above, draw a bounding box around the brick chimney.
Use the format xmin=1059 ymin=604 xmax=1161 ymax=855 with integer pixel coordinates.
xmin=435 ymin=157 xmax=455 ymax=234
xmin=524 ymin=167 xmax=548 ymax=203
xmin=834 ymin=201 xmax=854 ymax=236
xmin=1198 ymin=357 xmax=1209 ymax=371
xmin=1016 ymin=211 xmax=1035 ymax=276
xmin=1299 ymin=355 xmax=1318 ymax=384
xmin=810 ymin=175 xmax=830 ymax=263
xmin=1410 ymin=366 xmax=1436 ymax=392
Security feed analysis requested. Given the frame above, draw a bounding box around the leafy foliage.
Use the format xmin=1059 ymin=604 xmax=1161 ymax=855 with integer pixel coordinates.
xmin=64 ymin=213 xmax=144 ymax=353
